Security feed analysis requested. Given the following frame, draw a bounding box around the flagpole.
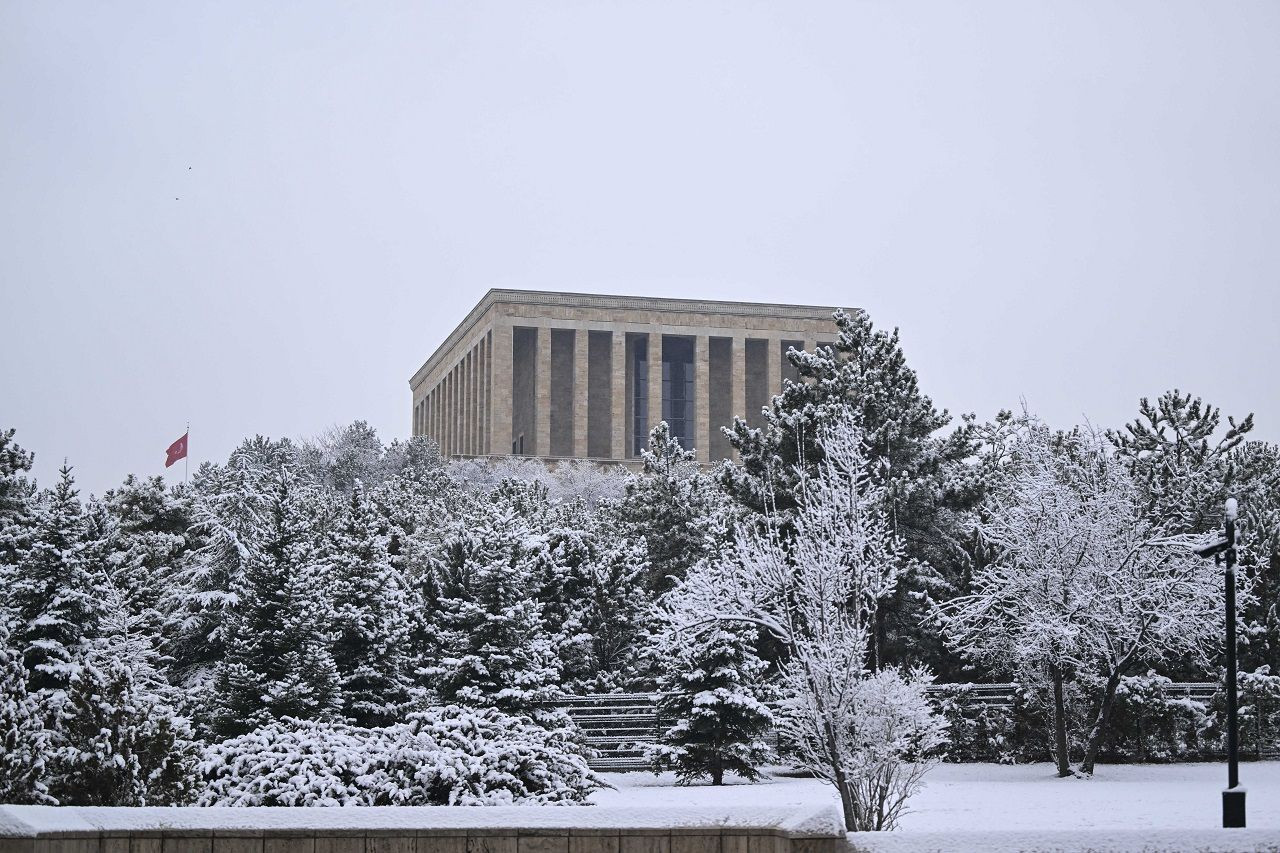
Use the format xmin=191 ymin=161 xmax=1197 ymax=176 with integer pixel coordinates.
xmin=185 ymin=422 xmax=189 ymax=487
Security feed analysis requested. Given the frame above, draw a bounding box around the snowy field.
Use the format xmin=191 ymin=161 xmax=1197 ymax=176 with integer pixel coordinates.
xmin=593 ymin=763 xmax=1280 ymax=850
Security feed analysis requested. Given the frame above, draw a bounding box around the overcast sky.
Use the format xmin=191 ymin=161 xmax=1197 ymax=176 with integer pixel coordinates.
xmin=2 ymin=2 xmax=1277 ymax=497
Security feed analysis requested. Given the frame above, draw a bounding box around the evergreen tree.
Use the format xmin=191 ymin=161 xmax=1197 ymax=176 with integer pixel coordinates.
xmin=0 ymin=427 xmax=36 ymax=572
xmin=648 ymin=623 xmax=773 ymax=785
xmin=0 ymin=622 xmax=54 ymax=804
xmin=302 ymin=420 xmax=393 ymax=494
xmin=1110 ymin=389 xmax=1253 ymax=532
xmin=1233 ymin=441 xmax=1280 ymax=673
xmin=101 ymin=475 xmax=190 ymax=639
xmin=568 ymin=538 xmax=653 ymax=692
xmin=425 ymin=504 xmax=560 ymax=713
xmin=9 ymin=464 xmax=101 ymax=701
xmin=212 ymin=468 xmax=341 ymax=736
xmin=616 ymin=422 xmax=727 ymax=595
xmin=719 ymin=310 xmax=981 ymax=671
xmin=322 ymin=480 xmax=414 ymax=726
xmin=49 ymin=585 xmax=197 ymax=805
xmin=166 ymin=436 xmax=300 ymax=681
xmin=532 ymin=509 xmax=653 ymax=692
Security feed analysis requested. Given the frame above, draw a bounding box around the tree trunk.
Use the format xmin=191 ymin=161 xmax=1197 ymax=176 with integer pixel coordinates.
xmin=872 ymin=607 xmax=886 ymax=672
xmin=1081 ymin=669 xmax=1123 ymax=775
xmin=710 ymin=757 xmax=724 ymax=786
xmin=1050 ymin=665 xmax=1072 ymax=777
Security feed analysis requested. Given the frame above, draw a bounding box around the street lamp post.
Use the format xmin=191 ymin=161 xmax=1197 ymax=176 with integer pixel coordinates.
xmin=1222 ymin=497 xmax=1245 ymax=828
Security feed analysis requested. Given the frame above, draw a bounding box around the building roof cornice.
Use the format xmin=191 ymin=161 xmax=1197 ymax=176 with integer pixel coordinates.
xmin=409 ymin=288 xmax=842 ymax=390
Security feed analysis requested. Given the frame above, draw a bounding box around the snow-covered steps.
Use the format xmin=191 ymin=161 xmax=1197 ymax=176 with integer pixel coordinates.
xmin=0 ymin=805 xmax=845 ymax=853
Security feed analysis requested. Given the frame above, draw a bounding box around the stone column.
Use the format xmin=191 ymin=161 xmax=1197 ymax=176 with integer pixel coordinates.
xmin=451 ymin=366 xmax=459 ymax=456
xmin=694 ymin=334 xmax=710 ymax=463
xmin=480 ymin=334 xmax=490 ymax=455
xmin=433 ymin=384 xmax=441 ymax=449
xmin=443 ymin=372 xmax=451 ymax=456
xmin=471 ymin=344 xmax=480 ymax=455
xmin=535 ymin=326 xmax=552 ymax=457
xmin=646 ymin=330 xmax=663 ymax=449
xmin=610 ymin=331 xmax=626 ymax=460
xmin=490 ymin=323 xmax=513 ymax=456
xmin=464 ymin=351 xmax=473 ymax=456
xmin=573 ymin=328 xmax=590 ymax=458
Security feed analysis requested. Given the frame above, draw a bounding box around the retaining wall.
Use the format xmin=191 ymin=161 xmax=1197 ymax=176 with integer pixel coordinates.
xmin=0 ymin=806 xmax=844 ymax=853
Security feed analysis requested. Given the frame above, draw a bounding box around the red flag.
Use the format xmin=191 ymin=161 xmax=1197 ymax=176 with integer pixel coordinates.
xmin=165 ymin=432 xmax=188 ymax=468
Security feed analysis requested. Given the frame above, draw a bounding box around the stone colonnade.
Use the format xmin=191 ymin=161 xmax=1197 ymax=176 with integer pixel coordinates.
xmin=412 ymin=322 xmax=826 ymax=464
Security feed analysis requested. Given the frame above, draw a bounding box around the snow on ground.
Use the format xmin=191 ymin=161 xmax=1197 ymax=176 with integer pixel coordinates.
xmin=592 ymin=762 xmax=1280 ymax=832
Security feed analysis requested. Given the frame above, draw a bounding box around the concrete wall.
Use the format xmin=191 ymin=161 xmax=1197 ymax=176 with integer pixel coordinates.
xmin=0 ymin=808 xmax=843 ymax=853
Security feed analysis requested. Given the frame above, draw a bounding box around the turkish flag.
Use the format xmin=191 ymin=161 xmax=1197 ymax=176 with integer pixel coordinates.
xmin=165 ymin=432 xmax=188 ymax=468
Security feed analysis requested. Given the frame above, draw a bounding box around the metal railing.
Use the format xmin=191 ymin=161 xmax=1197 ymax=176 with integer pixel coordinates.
xmin=544 ymin=682 xmax=1234 ymax=771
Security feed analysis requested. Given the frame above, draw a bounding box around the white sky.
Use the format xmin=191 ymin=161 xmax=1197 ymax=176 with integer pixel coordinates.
xmin=2 ymin=2 xmax=1277 ymax=497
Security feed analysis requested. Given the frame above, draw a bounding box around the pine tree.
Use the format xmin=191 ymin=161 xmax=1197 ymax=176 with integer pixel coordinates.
xmin=0 ymin=622 xmax=54 ymax=804
xmin=425 ymin=505 xmax=560 ymax=714
xmin=9 ymin=464 xmax=101 ymax=701
xmin=101 ymin=475 xmax=190 ymax=640
xmin=1110 ymin=389 xmax=1253 ymax=532
xmin=615 ymin=422 xmax=727 ymax=595
xmin=0 ymin=427 xmax=36 ymax=572
xmin=301 ymin=420 xmax=393 ymax=494
xmin=1233 ymin=441 xmax=1280 ymax=674
xmin=49 ymin=585 xmax=197 ymax=805
xmin=212 ymin=468 xmax=341 ymax=736
xmin=648 ymin=623 xmax=773 ymax=785
xmin=166 ymin=436 xmax=302 ymax=682
xmin=719 ymin=310 xmax=981 ymax=671
xmin=323 ymin=480 xmax=414 ymax=726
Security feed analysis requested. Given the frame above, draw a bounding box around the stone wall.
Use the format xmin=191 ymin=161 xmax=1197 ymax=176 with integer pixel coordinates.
xmin=0 ymin=808 xmax=842 ymax=853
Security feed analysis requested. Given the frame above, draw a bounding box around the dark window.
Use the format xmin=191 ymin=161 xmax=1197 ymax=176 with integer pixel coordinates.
xmin=663 ymin=336 xmax=695 ymax=451
xmin=631 ymin=338 xmax=649 ymax=457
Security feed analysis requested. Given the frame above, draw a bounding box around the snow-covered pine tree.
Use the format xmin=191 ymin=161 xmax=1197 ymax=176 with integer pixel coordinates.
xmin=322 ymin=480 xmax=414 ymax=726
xmin=9 ymin=463 xmax=101 ymax=703
xmin=530 ymin=507 xmax=653 ymax=693
xmin=211 ymin=467 xmax=341 ymax=736
xmin=425 ymin=504 xmax=560 ymax=714
xmin=100 ymin=475 xmax=190 ymax=644
xmin=1110 ymin=389 xmax=1253 ymax=532
xmin=0 ymin=621 xmax=53 ymax=804
xmin=166 ymin=436 xmax=300 ymax=681
xmin=0 ymin=428 xmax=37 ymax=574
xmin=1233 ymin=440 xmax=1280 ymax=674
xmin=718 ymin=310 xmax=982 ymax=673
xmin=570 ymin=537 xmax=653 ymax=692
xmin=647 ymin=622 xmax=772 ymax=785
xmin=301 ymin=420 xmax=393 ymax=494
xmin=49 ymin=584 xmax=197 ymax=805
xmin=616 ymin=422 xmax=726 ymax=595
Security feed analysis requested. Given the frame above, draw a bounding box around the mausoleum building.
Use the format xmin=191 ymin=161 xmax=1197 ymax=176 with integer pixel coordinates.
xmin=409 ymin=289 xmax=841 ymax=464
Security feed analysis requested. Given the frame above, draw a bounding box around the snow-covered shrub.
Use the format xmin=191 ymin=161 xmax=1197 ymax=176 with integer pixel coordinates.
xmin=1238 ymin=667 xmax=1280 ymax=759
xmin=934 ymin=686 xmax=1018 ymax=764
xmin=198 ymin=705 xmax=601 ymax=806
xmin=1205 ymin=667 xmax=1280 ymax=760
xmin=1098 ymin=673 xmax=1212 ymax=763
xmin=814 ymin=666 xmax=947 ymax=824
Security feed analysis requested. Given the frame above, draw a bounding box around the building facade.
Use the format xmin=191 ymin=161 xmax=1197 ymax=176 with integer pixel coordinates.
xmin=409 ymin=289 xmax=842 ymax=464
